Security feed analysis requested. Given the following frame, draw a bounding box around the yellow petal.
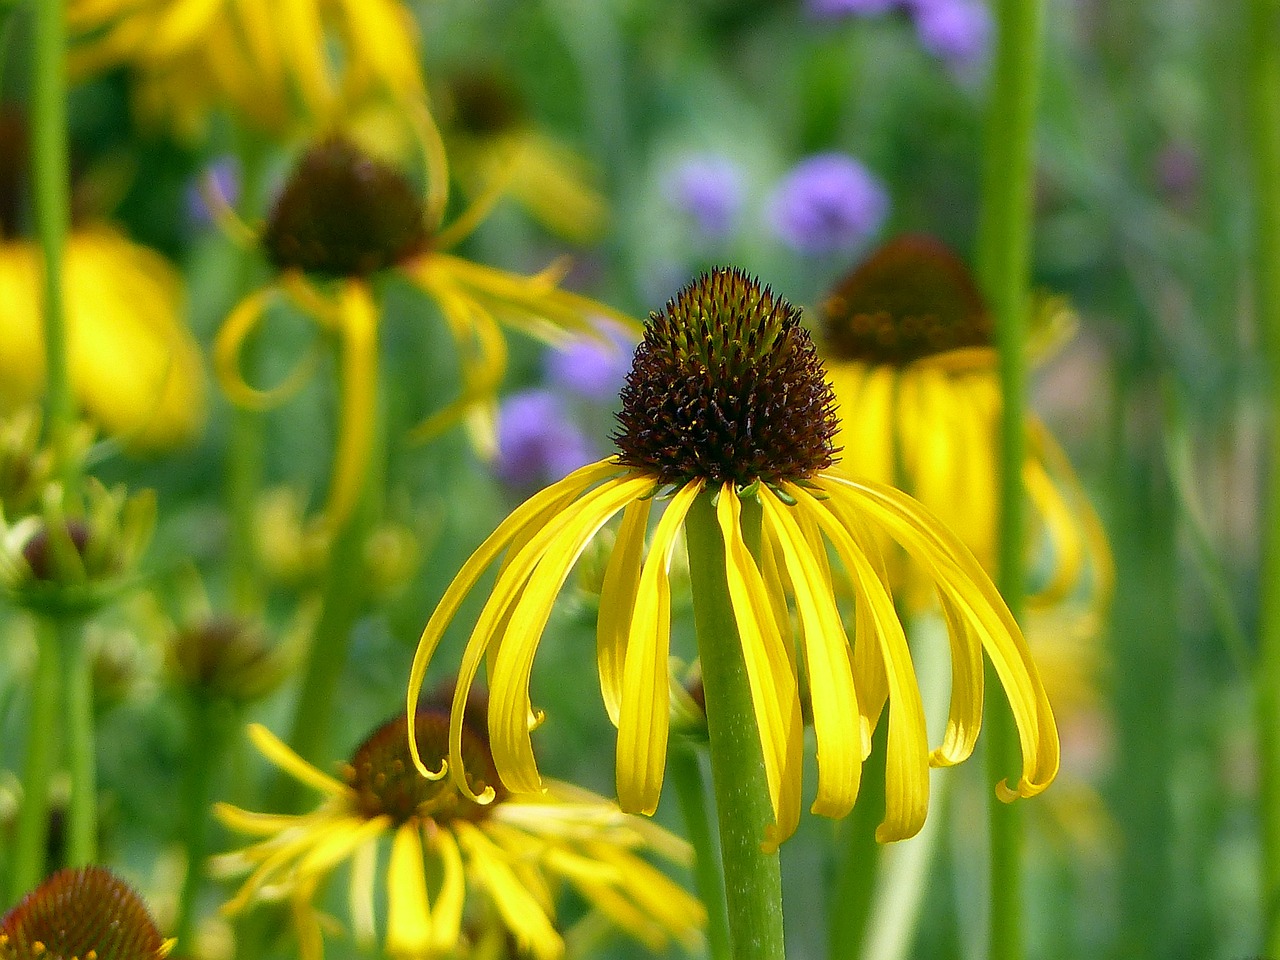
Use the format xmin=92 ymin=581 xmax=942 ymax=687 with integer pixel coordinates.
xmin=386 ymin=824 xmax=433 ymax=959
xmin=456 ymin=822 xmax=563 ymax=960
xmin=717 ymin=486 xmax=803 ymax=849
xmin=597 ymin=498 xmax=652 ymax=726
xmin=616 ymin=481 xmax=701 ymax=815
xmin=759 ymin=486 xmax=866 ymax=823
xmin=246 ymin=723 xmax=347 ymax=796
xmin=488 ymin=473 xmax=653 ymax=795
xmin=406 ymin=459 xmax=621 ymax=779
xmin=430 ymin=829 xmax=467 ymax=952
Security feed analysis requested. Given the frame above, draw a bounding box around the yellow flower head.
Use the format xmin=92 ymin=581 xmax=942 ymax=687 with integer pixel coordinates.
xmin=407 ymin=268 xmax=1059 ymax=850
xmin=441 ymin=69 xmax=608 ymax=244
xmin=0 ymin=866 xmax=173 ymax=960
xmin=214 ymin=118 xmax=635 ymax=535
xmin=67 ymin=0 xmax=422 ymax=135
xmin=0 ymin=113 xmax=206 ymax=452
xmin=213 ymin=701 xmax=704 ymax=960
xmin=819 ymin=234 xmax=1112 ymax=610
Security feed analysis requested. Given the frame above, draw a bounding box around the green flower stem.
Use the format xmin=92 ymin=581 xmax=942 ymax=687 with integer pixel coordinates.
xmin=226 ymin=140 xmax=270 ymax=615
xmin=175 ymin=695 xmax=236 ymax=953
xmin=828 ymin=715 xmax=887 ymax=960
xmin=274 ymin=370 xmax=384 ymax=809
xmin=1247 ymin=0 xmax=1280 ymax=950
xmin=58 ymin=615 xmax=95 ymax=867
xmin=669 ymin=742 xmax=731 ymax=960
xmin=974 ymin=0 xmax=1044 ymax=954
xmin=685 ymin=490 xmax=785 ymax=960
xmin=7 ymin=621 xmax=62 ymax=901
xmin=31 ymin=0 xmax=75 ymax=484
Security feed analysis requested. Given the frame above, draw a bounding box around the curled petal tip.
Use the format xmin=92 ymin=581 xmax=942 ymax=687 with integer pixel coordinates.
xmin=928 ymin=747 xmax=962 ymax=768
xmin=995 ymin=776 xmax=1051 ymax=803
xmin=413 ymin=756 xmax=448 ymax=781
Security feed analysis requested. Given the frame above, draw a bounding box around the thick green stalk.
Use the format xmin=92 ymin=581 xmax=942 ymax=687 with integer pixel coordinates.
xmin=669 ymin=743 xmax=731 ymax=960
xmin=685 ymin=491 xmax=785 ymax=960
xmin=1247 ymin=0 xmax=1280 ymax=950
xmin=7 ymin=622 xmax=61 ymax=901
xmin=973 ymin=0 xmax=1044 ymax=955
xmin=32 ymin=0 xmax=74 ymax=480
xmin=175 ymin=696 xmax=235 ymax=952
xmin=58 ymin=616 xmax=95 ymax=866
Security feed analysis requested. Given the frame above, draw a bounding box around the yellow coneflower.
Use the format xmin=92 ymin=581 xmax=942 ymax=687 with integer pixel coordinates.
xmin=818 ymin=234 xmax=1112 ymax=609
xmin=1 ymin=865 xmax=174 ymax=960
xmin=440 ymin=69 xmax=608 ymax=244
xmin=0 ymin=112 xmax=205 ymax=452
xmin=212 ymin=114 xmax=634 ymax=535
xmin=407 ymin=268 xmax=1059 ymax=850
xmin=212 ymin=702 xmax=705 ymax=960
xmin=67 ymin=0 xmax=421 ymax=135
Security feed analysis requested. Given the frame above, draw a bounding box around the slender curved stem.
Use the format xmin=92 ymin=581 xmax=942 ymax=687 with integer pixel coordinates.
xmin=685 ymin=491 xmax=785 ymax=960
xmin=974 ymin=0 xmax=1044 ymax=954
xmin=1247 ymin=0 xmax=1280 ymax=950
xmin=669 ymin=742 xmax=731 ymax=960
xmin=7 ymin=620 xmax=61 ymax=901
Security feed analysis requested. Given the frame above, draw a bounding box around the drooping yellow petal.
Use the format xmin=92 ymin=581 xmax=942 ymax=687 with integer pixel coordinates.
xmin=785 ymin=483 xmax=930 ymax=840
xmin=349 ymin=838 xmax=377 ymax=947
xmin=316 ymin=281 xmax=379 ymax=533
xmin=406 ymin=459 xmax=621 ymax=779
xmin=716 ymin=485 xmax=803 ymax=849
xmin=246 ymin=723 xmax=348 ymax=796
xmin=430 ymin=829 xmax=467 ymax=952
xmin=386 ymin=824 xmax=433 ymax=960
xmin=825 ymin=474 xmax=1060 ymax=799
xmin=488 ymin=473 xmax=653 ymax=795
xmin=616 ymin=481 xmax=701 ymax=815
xmin=597 ymin=497 xmax=652 ymax=726
xmin=213 ymin=285 xmax=321 ymax=411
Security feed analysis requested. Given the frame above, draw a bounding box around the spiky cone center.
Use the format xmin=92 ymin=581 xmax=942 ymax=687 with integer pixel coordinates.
xmin=262 ymin=136 xmax=429 ymax=278
xmin=0 ymin=867 xmax=169 ymax=960
xmin=345 ymin=710 xmax=503 ymax=825
xmin=447 ymin=70 xmax=525 ymax=137
xmin=614 ymin=267 xmax=839 ymax=486
xmin=169 ymin=616 xmax=282 ymax=703
xmin=821 ymin=234 xmax=993 ymax=365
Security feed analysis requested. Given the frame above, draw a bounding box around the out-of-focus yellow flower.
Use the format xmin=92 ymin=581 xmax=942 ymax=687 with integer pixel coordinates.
xmin=818 ymin=234 xmax=1112 ymax=612
xmin=407 ymin=269 xmax=1058 ymax=850
xmin=67 ymin=0 xmax=421 ymax=135
xmin=440 ymin=70 xmax=608 ymax=244
xmin=212 ymin=110 xmax=635 ymax=536
xmin=0 ymin=226 xmax=206 ymax=451
xmin=213 ymin=702 xmax=705 ymax=960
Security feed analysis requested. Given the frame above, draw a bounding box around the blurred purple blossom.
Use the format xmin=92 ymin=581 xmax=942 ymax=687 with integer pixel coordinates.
xmin=664 ymin=154 xmax=746 ymax=239
xmin=544 ymin=325 xmax=636 ymax=402
xmin=911 ymin=0 xmax=992 ymax=67
xmin=185 ymin=156 xmax=240 ymax=229
xmin=766 ymin=153 xmax=889 ymax=255
xmin=495 ymin=390 xmax=594 ymax=488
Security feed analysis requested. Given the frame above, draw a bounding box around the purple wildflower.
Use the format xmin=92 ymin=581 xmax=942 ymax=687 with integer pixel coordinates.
xmin=544 ymin=325 xmax=636 ymax=402
xmin=911 ymin=0 xmax=992 ymax=68
xmin=665 ymin=154 xmax=746 ymax=240
xmin=495 ymin=390 xmax=594 ymax=488
xmin=766 ymin=153 xmax=889 ymax=256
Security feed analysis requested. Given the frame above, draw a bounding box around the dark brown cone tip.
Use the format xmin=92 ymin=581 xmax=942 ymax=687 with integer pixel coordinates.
xmin=821 ymin=234 xmax=992 ymax=365
xmin=262 ymin=136 xmax=428 ymax=277
xmin=346 ymin=709 xmax=502 ymax=825
xmin=614 ymin=267 xmax=839 ymax=486
xmin=447 ymin=71 xmax=525 ymax=137
xmin=0 ymin=867 xmax=167 ymax=960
